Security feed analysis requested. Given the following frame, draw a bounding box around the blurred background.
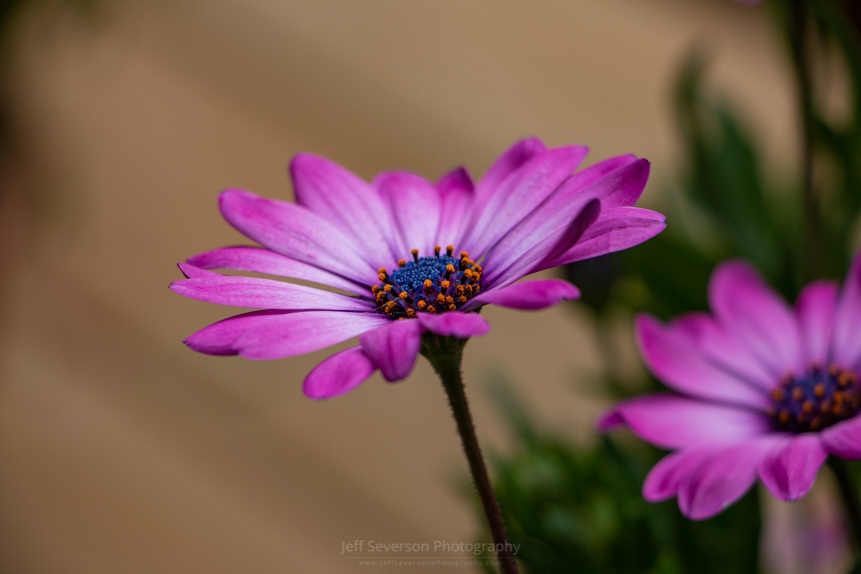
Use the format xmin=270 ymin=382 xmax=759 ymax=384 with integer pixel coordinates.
xmin=0 ymin=0 xmax=792 ymax=572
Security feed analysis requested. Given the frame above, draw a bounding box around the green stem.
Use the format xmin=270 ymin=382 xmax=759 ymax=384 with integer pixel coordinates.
xmin=828 ymin=458 xmax=861 ymax=558
xmin=422 ymin=334 xmax=519 ymax=574
xmin=787 ymin=0 xmax=821 ymax=282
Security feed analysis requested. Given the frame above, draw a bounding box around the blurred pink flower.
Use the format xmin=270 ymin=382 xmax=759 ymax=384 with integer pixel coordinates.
xmin=171 ymin=138 xmax=664 ymax=399
xmin=600 ymin=253 xmax=861 ymax=519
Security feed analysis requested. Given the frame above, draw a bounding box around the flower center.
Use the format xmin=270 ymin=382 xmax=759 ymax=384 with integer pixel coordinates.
xmin=372 ymin=245 xmax=483 ymax=319
xmin=770 ymin=364 xmax=861 ymax=433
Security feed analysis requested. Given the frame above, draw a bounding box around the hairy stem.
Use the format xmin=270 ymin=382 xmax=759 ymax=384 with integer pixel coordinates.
xmin=423 ymin=335 xmax=519 ymax=574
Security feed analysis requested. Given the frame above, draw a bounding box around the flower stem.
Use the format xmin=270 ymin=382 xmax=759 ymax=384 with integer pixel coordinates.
xmin=422 ymin=334 xmax=519 ymax=574
xmin=828 ymin=458 xmax=861 ymax=557
xmin=787 ymin=0 xmax=821 ymax=282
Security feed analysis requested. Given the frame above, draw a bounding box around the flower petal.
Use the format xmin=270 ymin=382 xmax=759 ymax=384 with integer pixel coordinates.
xmin=170 ymin=275 xmax=373 ymax=311
xmin=232 ymin=311 xmax=389 ymax=360
xmin=465 ymin=145 xmax=589 ymax=258
xmin=291 ymin=153 xmax=398 ymax=268
xmin=538 ymin=207 xmax=666 ymax=268
xmin=415 ymin=312 xmax=490 ymax=338
xmin=834 ymin=252 xmax=861 ymax=368
xmin=678 ymin=437 xmax=777 ymax=520
xmin=598 ymin=393 xmax=771 ymax=449
xmin=820 ymin=415 xmax=861 ymax=459
xmin=483 ymin=199 xmax=601 ymax=289
xmin=670 ymin=312 xmax=775 ymax=391
xmin=758 ymin=434 xmax=827 ymax=501
xmin=183 ymin=310 xmax=288 ymax=356
xmin=593 ymin=155 xmax=650 ymax=208
xmin=796 ymin=280 xmax=839 ymax=366
xmin=218 ymin=189 xmax=377 ymax=284
xmin=474 ymin=137 xmax=546 ymax=203
xmin=635 ymin=314 xmax=772 ymax=409
xmin=303 ymin=346 xmax=377 ymax=399
xmin=374 ymin=171 xmax=442 ymax=257
xmin=643 ymin=446 xmax=720 ymax=502
xmin=482 ymin=158 xmax=648 ymax=282
xmin=186 ymin=247 xmax=367 ymax=295
xmin=709 ymin=261 xmax=803 ymax=375
xmin=435 ymin=167 xmax=475 ymax=249
xmin=469 ymin=279 xmax=580 ymax=310
xmin=177 ymin=261 xmax=220 ymax=278
xmin=358 ymin=319 xmax=422 ymax=382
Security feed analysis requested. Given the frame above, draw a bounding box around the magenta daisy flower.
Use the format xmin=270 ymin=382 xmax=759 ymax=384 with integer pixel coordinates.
xmin=600 ymin=254 xmax=861 ymax=520
xmin=171 ymin=138 xmax=664 ymax=399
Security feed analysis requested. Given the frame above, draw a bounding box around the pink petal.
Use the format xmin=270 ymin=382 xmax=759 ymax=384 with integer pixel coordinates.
xmin=543 ymin=154 xmax=640 ymax=209
xmin=482 ymin=158 xmax=648 ymax=282
xmin=834 ymin=252 xmax=861 ymax=368
xmin=374 ymin=171 xmax=441 ymax=257
xmin=177 ymin=261 xmax=220 ymax=278
xmin=678 ymin=437 xmax=777 ymax=520
xmin=183 ymin=310 xmax=287 ymax=356
xmin=670 ymin=312 xmax=775 ymax=391
xmin=435 ymin=167 xmax=475 ymax=250
xmin=758 ymin=434 xmax=827 ymax=501
xmin=539 ymin=207 xmax=666 ymax=268
xmin=218 ymin=189 xmax=376 ymax=284
xmin=474 ymin=137 xmax=546 ymax=203
xmin=415 ymin=311 xmax=490 ymax=338
xmin=643 ymin=446 xmax=720 ymax=502
xmin=187 ymin=247 xmax=367 ymax=295
xmin=469 ymin=279 xmax=580 ymax=310
xmin=232 ymin=311 xmax=389 ymax=360
xmin=477 ymin=154 xmax=628 ymax=276
xmin=437 ymin=166 xmax=474 ymax=195
xmin=796 ymin=280 xmax=839 ymax=366
xmin=592 ymin=155 xmax=650 ymax=207
xmin=464 ymin=145 xmax=589 ymax=258
xmin=358 ymin=319 xmax=422 ymax=382
xmin=170 ymin=275 xmax=373 ymax=311
xmin=291 ymin=154 xmax=398 ymax=269
xmin=483 ymin=199 xmax=600 ymax=289
xmin=598 ymin=393 xmax=771 ymax=449
xmin=820 ymin=415 xmax=861 ymax=459
xmin=709 ymin=261 xmax=804 ymax=375
xmin=635 ymin=315 xmax=772 ymax=409
xmin=533 ymin=200 xmax=602 ymax=273
xmin=303 ymin=346 xmax=377 ymax=399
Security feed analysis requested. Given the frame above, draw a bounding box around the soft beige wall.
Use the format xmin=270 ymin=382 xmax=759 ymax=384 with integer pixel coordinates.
xmin=0 ymin=1 xmax=789 ymax=572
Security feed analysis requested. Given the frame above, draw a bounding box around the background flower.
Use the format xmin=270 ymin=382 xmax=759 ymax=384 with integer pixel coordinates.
xmin=600 ymin=252 xmax=861 ymax=520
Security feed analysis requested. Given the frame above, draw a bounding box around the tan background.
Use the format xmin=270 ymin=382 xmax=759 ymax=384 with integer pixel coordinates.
xmin=0 ymin=1 xmax=790 ymax=572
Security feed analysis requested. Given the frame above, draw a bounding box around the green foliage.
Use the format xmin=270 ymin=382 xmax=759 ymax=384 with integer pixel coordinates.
xmin=491 ymin=436 xmax=666 ymax=574
xmin=622 ymin=52 xmax=803 ymax=312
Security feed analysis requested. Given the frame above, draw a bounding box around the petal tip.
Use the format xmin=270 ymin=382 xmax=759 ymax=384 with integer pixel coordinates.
xmin=596 ymin=409 xmax=622 ymax=431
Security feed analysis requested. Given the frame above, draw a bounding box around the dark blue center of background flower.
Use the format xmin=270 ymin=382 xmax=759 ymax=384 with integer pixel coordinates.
xmin=771 ymin=364 xmax=860 ymax=433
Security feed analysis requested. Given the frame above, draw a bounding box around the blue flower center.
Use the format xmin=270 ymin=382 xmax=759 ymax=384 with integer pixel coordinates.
xmin=770 ymin=364 xmax=860 ymax=433
xmin=372 ymin=245 xmax=482 ymax=319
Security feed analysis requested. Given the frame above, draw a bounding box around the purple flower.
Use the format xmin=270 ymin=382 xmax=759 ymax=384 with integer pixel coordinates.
xmin=600 ymin=254 xmax=861 ymax=519
xmin=171 ymin=138 xmax=664 ymax=399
